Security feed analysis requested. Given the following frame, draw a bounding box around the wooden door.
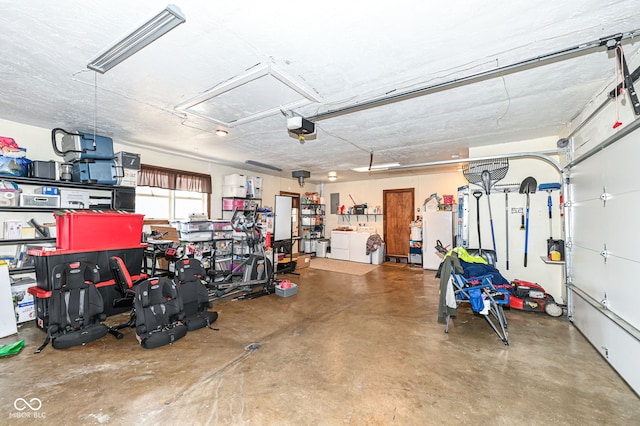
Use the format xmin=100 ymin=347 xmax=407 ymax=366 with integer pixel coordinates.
xmin=383 ymin=188 xmax=415 ymax=259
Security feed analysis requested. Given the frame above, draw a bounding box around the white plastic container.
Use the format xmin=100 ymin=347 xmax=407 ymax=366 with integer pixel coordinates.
xmin=224 ymin=173 xmax=246 ymax=186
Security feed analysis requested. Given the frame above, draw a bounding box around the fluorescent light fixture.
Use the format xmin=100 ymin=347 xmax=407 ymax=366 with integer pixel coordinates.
xmin=328 ymin=171 xmax=337 ymax=181
xmin=352 ymin=162 xmax=400 ymax=172
xmin=245 ymin=160 xmax=283 ymax=172
xmin=87 ymin=4 xmax=186 ymax=74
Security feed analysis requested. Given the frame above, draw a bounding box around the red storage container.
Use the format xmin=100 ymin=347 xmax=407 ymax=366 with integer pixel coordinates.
xmin=55 ymin=210 xmax=145 ymax=250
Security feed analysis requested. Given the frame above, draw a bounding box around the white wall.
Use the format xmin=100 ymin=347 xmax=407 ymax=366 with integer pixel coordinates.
xmin=469 ymin=138 xmax=565 ymax=302
xmin=2 ymin=118 xmax=564 ymax=301
xmin=0 ymin=118 xmax=313 ymax=219
xmin=320 ymin=172 xmax=466 ymax=234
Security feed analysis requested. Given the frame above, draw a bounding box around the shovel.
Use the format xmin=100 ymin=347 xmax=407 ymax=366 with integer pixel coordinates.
xmin=519 ymin=176 xmax=537 ymax=267
xmin=472 ymin=191 xmax=483 ymax=251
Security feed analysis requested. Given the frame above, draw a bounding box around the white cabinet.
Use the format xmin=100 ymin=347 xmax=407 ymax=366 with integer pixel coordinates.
xmin=330 ymin=231 xmax=372 ymax=263
xmin=330 ymin=231 xmax=350 ymax=261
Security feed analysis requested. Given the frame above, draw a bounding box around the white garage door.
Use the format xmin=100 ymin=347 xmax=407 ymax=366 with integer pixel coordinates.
xmin=568 ymin=121 xmax=640 ymax=394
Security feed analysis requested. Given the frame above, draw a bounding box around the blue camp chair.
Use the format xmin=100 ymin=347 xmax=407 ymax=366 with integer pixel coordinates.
xmin=444 ymin=266 xmax=511 ymax=345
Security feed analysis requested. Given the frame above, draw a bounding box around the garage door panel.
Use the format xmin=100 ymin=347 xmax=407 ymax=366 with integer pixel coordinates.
xmin=603 ymin=195 xmax=640 ymax=260
xmin=593 ymin=256 xmax=640 ymax=329
xmin=595 ymin=132 xmax=640 ymax=195
xmin=572 ymin=294 xmax=606 ymax=351
xmin=570 ymin=123 xmax=640 ymax=395
xmin=571 ymin=170 xmax=605 ymax=202
xmin=572 ymin=246 xmax=607 ymax=296
xmin=572 ymin=199 xmax=607 ymax=249
xmin=571 ymin=292 xmax=640 ymax=393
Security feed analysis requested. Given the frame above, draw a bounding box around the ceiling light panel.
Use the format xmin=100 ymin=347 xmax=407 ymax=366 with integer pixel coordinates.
xmin=87 ymin=4 xmax=186 ymax=74
xmin=175 ymin=63 xmax=321 ymax=127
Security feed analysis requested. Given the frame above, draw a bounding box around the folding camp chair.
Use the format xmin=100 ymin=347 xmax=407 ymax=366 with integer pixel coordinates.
xmin=444 ymin=262 xmax=510 ymax=345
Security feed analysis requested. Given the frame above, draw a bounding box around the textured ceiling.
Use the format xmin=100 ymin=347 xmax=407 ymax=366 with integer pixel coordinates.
xmin=1 ymin=1 xmax=640 ymax=183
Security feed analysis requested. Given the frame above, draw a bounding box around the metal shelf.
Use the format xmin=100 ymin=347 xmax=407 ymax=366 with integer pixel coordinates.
xmin=0 ymin=237 xmax=56 ymax=245
xmin=540 ymin=256 xmax=565 ymax=265
xmin=8 ymin=266 xmax=36 ymax=275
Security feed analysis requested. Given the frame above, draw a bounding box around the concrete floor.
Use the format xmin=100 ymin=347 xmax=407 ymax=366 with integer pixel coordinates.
xmin=1 ymin=262 xmax=638 ymax=425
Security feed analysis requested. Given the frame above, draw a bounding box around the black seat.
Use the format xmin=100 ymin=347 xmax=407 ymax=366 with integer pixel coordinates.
xmin=36 ymin=261 xmax=110 ymax=353
xmin=133 ymin=277 xmax=187 ymax=349
xmin=174 ymin=258 xmax=218 ymax=331
xmin=109 ymin=256 xmax=148 ymax=308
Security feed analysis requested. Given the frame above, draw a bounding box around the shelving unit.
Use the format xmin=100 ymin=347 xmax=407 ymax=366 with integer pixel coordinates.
xmin=338 ymin=213 xmax=383 ymax=222
xmin=300 ymin=203 xmax=324 ymax=254
xmin=209 ymin=220 xmax=233 ymax=278
xmin=0 ymin=177 xmax=136 ymax=277
xmin=221 ymin=197 xmax=261 ymax=219
xmin=221 ymin=196 xmax=262 ymax=273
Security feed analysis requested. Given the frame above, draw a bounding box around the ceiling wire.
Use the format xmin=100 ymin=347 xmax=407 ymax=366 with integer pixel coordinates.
xmin=70 ymin=69 xmax=185 ymax=120
xmin=314 ymin=123 xmax=370 ymax=154
xmin=495 ymin=59 xmax=511 ymax=126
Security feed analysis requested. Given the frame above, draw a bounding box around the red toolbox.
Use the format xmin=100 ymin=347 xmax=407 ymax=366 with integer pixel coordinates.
xmin=55 ymin=210 xmax=144 ymax=250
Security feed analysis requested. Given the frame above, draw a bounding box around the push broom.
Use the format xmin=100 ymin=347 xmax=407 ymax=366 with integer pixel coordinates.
xmin=538 ymin=182 xmax=561 ymax=240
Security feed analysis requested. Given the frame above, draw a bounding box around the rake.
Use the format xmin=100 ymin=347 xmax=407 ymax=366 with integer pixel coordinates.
xmin=462 ymin=159 xmax=509 ymax=259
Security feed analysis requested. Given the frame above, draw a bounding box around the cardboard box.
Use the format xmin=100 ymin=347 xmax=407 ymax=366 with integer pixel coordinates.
xmin=12 ymin=282 xmax=36 ymax=323
xmin=296 ymin=253 xmax=311 ymax=269
xmin=118 ymin=168 xmax=139 ymax=187
xmin=3 ymin=220 xmax=22 ymax=239
xmin=34 ymin=186 xmax=59 ymax=195
xmin=115 ymin=151 xmax=141 ymax=170
xmin=60 ymin=189 xmax=91 ymax=209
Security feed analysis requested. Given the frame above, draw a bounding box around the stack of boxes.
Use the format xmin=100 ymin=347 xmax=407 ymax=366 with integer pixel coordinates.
xmin=115 ymin=152 xmax=141 ymax=187
xmin=409 ymin=223 xmax=422 ymax=265
xmin=223 ymin=173 xmax=262 ymax=198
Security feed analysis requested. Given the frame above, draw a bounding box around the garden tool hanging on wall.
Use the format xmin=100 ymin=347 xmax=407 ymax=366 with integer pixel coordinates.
xmin=462 ymin=159 xmax=509 ymax=260
xmin=519 ymin=176 xmax=537 ymax=267
xmin=472 ymin=190 xmax=483 ymax=250
xmin=495 ymin=183 xmax=520 ymax=271
xmin=539 ymin=182 xmax=563 ymax=261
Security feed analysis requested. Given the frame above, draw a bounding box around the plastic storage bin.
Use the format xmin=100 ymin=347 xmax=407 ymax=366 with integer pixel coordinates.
xmin=178 ymin=221 xmax=213 ymax=232
xmin=55 ymin=210 xmax=144 ymax=250
xmin=179 ymin=231 xmax=213 ymax=242
xmin=275 ymin=282 xmax=298 ymax=297
xmin=316 ymin=239 xmax=329 ymax=258
xmin=371 ymin=243 xmax=385 ymax=265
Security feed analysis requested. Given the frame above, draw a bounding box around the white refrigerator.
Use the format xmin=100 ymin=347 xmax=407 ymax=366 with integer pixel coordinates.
xmin=422 ymin=210 xmax=455 ymax=270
